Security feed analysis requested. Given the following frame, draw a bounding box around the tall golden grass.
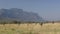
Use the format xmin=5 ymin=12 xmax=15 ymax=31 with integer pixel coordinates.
xmin=0 ymin=23 xmax=60 ymax=34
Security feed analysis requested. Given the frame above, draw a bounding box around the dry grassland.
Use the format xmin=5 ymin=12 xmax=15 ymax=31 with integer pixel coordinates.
xmin=0 ymin=23 xmax=60 ymax=34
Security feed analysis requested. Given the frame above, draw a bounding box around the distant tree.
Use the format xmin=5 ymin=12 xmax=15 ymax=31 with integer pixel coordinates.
xmin=17 ymin=21 xmax=21 ymax=25
xmin=13 ymin=21 xmax=18 ymax=24
xmin=13 ymin=21 xmax=21 ymax=26
xmin=3 ymin=22 xmax=6 ymax=25
xmin=40 ymin=22 xmax=43 ymax=26
xmin=52 ymin=21 xmax=54 ymax=24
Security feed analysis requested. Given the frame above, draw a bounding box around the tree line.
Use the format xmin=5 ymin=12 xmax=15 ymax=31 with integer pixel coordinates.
xmin=0 ymin=20 xmax=55 ymax=26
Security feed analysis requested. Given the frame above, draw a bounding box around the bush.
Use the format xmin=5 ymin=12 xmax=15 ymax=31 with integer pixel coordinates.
xmin=13 ymin=21 xmax=18 ymax=24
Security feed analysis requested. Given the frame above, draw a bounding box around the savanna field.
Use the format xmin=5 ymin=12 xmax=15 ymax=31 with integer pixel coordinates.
xmin=0 ymin=23 xmax=60 ymax=34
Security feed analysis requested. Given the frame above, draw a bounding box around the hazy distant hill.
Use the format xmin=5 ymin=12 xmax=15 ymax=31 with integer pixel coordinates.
xmin=0 ymin=8 xmax=44 ymax=22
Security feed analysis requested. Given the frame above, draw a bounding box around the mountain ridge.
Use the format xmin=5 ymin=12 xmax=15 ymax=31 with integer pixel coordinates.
xmin=0 ymin=8 xmax=44 ymax=22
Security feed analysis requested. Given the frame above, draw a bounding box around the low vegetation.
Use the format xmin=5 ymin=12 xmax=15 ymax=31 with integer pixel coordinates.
xmin=0 ymin=21 xmax=60 ymax=34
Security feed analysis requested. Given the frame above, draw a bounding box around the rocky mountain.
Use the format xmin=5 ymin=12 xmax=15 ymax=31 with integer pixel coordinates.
xmin=0 ymin=8 xmax=44 ymax=22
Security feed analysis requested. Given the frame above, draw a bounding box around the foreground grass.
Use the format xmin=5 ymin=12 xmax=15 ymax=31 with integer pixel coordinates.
xmin=0 ymin=23 xmax=60 ymax=34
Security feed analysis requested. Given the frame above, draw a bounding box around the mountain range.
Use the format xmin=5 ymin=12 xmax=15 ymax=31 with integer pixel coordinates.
xmin=0 ymin=8 xmax=44 ymax=22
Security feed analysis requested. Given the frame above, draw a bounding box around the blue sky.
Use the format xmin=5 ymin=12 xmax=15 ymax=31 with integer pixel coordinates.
xmin=0 ymin=0 xmax=60 ymax=21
